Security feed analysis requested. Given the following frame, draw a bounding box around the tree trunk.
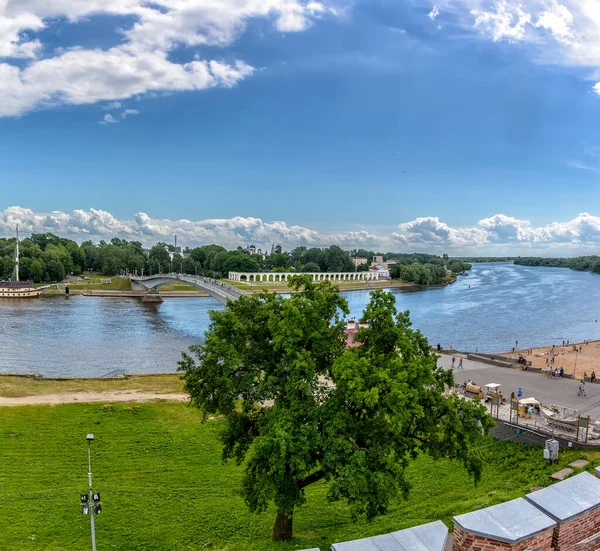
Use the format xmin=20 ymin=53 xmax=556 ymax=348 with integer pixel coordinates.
xmin=272 ymin=510 xmax=293 ymax=541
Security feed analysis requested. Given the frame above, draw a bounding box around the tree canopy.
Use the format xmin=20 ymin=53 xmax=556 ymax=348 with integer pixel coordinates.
xmin=178 ymin=277 xmax=493 ymax=541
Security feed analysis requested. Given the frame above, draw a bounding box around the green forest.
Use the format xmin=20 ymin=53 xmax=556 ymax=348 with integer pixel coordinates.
xmin=0 ymin=233 xmax=471 ymax=284
xmin=514 ymin=256 xmax=600 ymax=273
xmin=351 ymin=249 xmax=471 ymax=285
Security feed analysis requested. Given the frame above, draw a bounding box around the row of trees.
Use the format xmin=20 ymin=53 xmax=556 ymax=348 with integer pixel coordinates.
xmin=350 ymin=250 xmax=472 ymax=284
xmin=514 ymin=256 xmax=600 ymax=273
xmin=0 ymin=234 xmax=362 ymax=282
xmin=186 ymin=244 xmax=356 ymax=276
xmin=0 ymin=232 xmax=472 ymax=283
xmin=458 ymin=257 xmax=513 ymax=263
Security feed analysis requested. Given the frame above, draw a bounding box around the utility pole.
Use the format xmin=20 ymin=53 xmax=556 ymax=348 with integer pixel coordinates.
xmin=81 ymin=435 xmax=102 ymax=550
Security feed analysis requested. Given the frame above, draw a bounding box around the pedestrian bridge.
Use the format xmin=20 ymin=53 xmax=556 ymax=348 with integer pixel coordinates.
xmin=130 ymin=274 xmax=248 ymax=304
xmin=228 ymin=271 xmax=380 ymax=283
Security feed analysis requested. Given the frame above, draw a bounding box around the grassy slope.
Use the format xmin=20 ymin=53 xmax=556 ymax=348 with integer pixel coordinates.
xmin=0 ymin=374 xmax=185 ymax=398
xmin=1 ymin=401 xmax=599 ymax=551
xmin=65 ymin=277 xmax=133 ymax=291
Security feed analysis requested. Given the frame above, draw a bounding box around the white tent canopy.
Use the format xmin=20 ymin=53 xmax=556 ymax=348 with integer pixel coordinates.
xmin=519 ymin=397 xmax=540 ymax=406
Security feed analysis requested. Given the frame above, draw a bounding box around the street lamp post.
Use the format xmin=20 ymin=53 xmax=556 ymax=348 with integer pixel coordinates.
xmin=81 ymin=434 xmax=102 ymax=551
xmin=515 ymin=340 xmax=518 ymax=359
xmin=574 ymin=347 xmax=579 ymax=378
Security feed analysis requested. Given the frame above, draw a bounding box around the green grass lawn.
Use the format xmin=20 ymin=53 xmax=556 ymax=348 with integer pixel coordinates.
xmin=1 ymin=402 xmax=598 ymax=551
xmin=66 ymin=277 xmax=132 ymax=291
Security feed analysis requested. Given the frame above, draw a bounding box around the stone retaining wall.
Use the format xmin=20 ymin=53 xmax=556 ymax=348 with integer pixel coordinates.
xmin=552 ymin=511 xmax=600 ymax=550
xmin=491 ymin=419 xmax=588 ymax=449
xmin=451 ymin=524 xmax=554 ymax=551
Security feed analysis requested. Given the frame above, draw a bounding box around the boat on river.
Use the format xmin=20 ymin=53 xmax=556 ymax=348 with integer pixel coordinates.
xmin=0 ymin=226 xmax=40 ymax=298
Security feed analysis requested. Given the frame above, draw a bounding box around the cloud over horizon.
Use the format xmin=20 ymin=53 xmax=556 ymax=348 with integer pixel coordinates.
xmin=2 ymin=206 xmax=600 ymax=256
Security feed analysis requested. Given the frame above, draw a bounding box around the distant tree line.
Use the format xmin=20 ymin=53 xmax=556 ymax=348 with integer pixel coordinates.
xmin=350 ymin=249 xmax=471 ymax=285
xmin=0 ymin=235 xmax=360 ymax=283
xmin=454 ymin=257 xmax=514 ymax=263
xmin=0 ymin=232 xmax=472 ymax=284
xmin=514 ymin=256 xmax=600 ymax=273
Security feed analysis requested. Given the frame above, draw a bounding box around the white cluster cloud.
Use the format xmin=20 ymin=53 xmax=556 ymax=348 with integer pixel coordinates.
xmin=0 ymin=0 xmax=331 ymax=116
xmin=442 ymin=0 xmax=600 ymax=93
xmin=392 ymin=212 xmax=600 ymax=252
xmin=2 ymin=206 xmax=600 ymax=254
xmin=428 ymin=4 xmax=440 ymax=20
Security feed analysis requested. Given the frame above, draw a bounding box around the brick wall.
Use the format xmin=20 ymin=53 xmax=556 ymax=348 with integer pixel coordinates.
xmin=552 ymin=506 xmax=600 ymax=550
xmin=452 ymin=524 xmax=554 ymax=551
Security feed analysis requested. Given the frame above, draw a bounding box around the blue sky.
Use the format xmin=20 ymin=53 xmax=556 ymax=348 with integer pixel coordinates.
xmin=1 ymin=0 xmax=600 ymax=254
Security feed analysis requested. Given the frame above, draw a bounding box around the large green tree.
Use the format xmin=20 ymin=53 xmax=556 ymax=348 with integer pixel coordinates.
xmin=179 ymin=277 xmax=493 ymax=541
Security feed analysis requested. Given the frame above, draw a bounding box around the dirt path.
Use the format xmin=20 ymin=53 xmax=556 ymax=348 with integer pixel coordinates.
xmin=0 ymin=391 xmax=189 ymax=407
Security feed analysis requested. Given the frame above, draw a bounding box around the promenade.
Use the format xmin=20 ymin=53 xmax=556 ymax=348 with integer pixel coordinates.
xmin=438 ymin=354 xmax=600 ymax=420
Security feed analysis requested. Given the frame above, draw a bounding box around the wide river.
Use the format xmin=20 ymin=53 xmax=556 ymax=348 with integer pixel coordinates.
xmin=1 ymin=263 xmax=599 ymax=377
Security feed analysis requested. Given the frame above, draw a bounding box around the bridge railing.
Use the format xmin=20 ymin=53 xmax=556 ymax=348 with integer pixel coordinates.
xmin=131 ymin=273 xmax=249 ymax=301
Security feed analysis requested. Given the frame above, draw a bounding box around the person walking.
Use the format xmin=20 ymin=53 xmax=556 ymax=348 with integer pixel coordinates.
xmin=517 ymin=387 xmax=523 ymax=399
xmin=458 ymin=357 xmax=463 ymax=369
xmin=592 ymin=371 xmax=596 ymax=383
xmin=451 ymin=357 xmax=455 ymax=369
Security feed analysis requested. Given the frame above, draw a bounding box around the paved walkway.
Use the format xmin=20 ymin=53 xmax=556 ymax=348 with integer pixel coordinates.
xmin=0 ymin=391 xmax=189 ymax=407
xmin=438 ymin=355 xmax=600 ymax=420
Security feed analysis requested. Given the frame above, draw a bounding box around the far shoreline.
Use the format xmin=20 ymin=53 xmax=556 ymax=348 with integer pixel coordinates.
xmin=39 ymin=275 xmax=459 ymax=298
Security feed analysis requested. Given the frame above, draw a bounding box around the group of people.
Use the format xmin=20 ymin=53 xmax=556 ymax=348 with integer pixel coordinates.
xmin=545 ymin=366 xmax=564 ymax=378
xmin=451 ymin=357 xmax=464 ymax=370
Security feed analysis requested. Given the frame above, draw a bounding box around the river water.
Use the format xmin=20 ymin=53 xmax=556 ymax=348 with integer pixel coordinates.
xmin=1 ymin=263 xmax=599 ymax=377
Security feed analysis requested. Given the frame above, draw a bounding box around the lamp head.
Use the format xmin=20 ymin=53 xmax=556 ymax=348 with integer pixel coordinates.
xmin=86 ymin=434 xmax=94 ymax=441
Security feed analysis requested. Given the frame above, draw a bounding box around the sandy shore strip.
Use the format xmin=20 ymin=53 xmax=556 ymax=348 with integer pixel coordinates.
xmin=500 ymin=339 xmax=600 ymax=380
xmin=0 ymin=391 xmax=189 ymax=407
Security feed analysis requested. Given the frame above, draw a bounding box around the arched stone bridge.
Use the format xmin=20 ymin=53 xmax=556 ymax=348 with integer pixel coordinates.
xmin=228 ymin=271 xmax=380 ymax=283
xmin=130 ymin=274 xmax=249 ymax=304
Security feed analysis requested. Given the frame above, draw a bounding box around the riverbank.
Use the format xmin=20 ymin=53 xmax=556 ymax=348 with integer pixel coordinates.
xmin=41 ymin=289 xmax=209 ymax=297
xmin=500 ymin=339 xmax=600 ymax=380
xmin=39 ymin=280 xmax=420 ymax=297
xmin=0 ymin=373 xmax=185 ymax=400
xmin=229 ymin=279 xmax=423 ymax=294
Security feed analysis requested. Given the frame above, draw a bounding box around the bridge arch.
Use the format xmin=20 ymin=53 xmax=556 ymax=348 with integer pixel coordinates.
xmin=131 ymin=274 xmax=247 ymax=304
